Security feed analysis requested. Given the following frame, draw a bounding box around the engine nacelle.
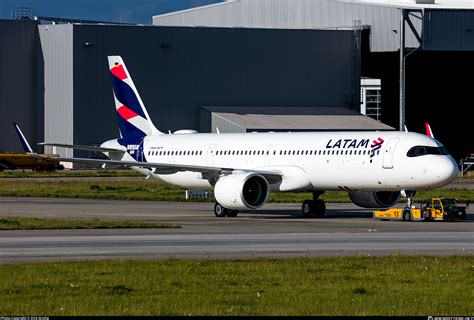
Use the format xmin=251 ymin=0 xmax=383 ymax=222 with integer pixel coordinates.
xmin=348 ymin=191 xmax=400 ymax=208
xmin=214 ymin=172 xmax=269 ymax=209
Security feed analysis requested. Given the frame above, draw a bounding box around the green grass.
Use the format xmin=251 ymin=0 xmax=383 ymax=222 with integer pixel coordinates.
xmin=0 ymin=256 xmax=472 ymax=315
xmin=0 ymin=178 xmax=472 ymax=202
xmin=0 ymin=216 xmax=180 ymax=230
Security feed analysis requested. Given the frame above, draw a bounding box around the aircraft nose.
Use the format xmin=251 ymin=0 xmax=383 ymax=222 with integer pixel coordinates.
xmin=432 ymin=156 xmax=458 ymax=187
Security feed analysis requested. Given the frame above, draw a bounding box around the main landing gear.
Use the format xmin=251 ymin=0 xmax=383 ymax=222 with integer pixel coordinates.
xmin=214 ymin=203 xmax=239 ymax=217
xmin=301 ymin=191 xmax=326 ymax=217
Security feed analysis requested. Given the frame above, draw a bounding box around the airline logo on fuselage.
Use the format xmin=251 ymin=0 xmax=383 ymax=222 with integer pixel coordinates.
xmin=326 ymin=138 xmax=385 ymax=164
xmin=325 ymin=139 xmax=370 ymax=149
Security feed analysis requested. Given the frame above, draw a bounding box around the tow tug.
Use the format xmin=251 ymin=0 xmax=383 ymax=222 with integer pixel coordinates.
xmin=374 ymin=197 xmax=467 ymax=221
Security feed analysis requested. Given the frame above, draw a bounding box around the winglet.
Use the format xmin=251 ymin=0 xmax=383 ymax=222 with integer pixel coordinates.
xmin=13 ymin=122 xmax=33 ymax=153
xmin=425 ymin=122 xmax=435 ymax=139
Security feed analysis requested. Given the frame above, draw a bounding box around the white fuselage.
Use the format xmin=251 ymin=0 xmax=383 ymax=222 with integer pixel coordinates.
xmin=115 ymin=131 xmax=458 ymax=193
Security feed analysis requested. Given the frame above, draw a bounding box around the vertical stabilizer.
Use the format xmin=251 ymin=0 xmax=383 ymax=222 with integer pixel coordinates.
xmin=108 ymin=56 xmax=162 ymax=138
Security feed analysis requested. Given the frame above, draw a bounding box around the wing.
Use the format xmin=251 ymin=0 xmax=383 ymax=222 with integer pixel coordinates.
xmin=14 ymin=122 xmax=282 ymax=183
xmin=32 ymin=154 xmax=283 ymax=183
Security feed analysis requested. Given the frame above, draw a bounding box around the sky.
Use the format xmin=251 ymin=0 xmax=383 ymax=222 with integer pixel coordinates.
xmin=0 ymin=0 xmax=222 ymax=25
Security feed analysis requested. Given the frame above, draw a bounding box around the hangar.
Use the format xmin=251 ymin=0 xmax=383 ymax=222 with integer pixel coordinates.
xmin=0 ymin=0 xmax=472 ymax=164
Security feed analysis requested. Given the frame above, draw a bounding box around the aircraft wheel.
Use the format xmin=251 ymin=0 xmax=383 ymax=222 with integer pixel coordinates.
xmin=302 ymin=200 xmax=314 ymax=217
xmin=214 ymin=203 xmax=227 ymax=217
xmin=227 ymin=210 xmax=239 ymax=217
xmin=403 ymin=209 xmax=412 ymax=221
xmin=314 ymin=199 xmax=326 ymax=217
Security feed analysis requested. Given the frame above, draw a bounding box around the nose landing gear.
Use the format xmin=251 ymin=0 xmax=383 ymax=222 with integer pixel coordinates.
xmin=401 ymin=190 xmax=416 ymax=208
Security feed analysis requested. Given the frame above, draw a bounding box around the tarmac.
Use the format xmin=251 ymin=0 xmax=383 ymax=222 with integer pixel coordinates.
xmin=0 ymin=197 xmax=472 ymax=262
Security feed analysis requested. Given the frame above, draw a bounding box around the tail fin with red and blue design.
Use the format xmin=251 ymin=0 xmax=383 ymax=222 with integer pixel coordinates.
xmin=108 ymin=56 xmax=162 ymax=138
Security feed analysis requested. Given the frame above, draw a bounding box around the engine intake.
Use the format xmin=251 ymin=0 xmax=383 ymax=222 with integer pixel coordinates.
xmin=348 ymin=191 xmax=400 ymax=208
xmin=214 ymin=172 xmax=269 ymax=209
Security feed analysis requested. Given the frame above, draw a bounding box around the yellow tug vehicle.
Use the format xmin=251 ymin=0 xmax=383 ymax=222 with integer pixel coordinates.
xmin=374 ymin=197 xmax=467 ymax=221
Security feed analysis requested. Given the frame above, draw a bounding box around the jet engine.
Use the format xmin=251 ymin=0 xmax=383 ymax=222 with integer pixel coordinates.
xmin=214 ymin=172 xmax=269 ymax=209
xmin=348 ymin=191 xmax=400 ymax=208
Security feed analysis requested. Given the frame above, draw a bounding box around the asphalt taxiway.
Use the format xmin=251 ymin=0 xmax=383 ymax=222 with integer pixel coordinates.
xmin=0 ymin=197 xmax=472 ymax=262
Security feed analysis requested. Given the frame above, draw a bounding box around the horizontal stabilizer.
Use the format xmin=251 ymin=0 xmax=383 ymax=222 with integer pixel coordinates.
xmin=38 ymin=143 xmax=125 ymax=153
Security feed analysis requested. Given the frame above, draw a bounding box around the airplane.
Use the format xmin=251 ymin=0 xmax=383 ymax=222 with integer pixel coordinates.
xmin=14 ymin=55 xmax=459 ymax=218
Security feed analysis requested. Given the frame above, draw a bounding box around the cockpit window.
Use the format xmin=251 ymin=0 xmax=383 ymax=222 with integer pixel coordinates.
xmin=407 ymin=145 xmax=449 ymax=157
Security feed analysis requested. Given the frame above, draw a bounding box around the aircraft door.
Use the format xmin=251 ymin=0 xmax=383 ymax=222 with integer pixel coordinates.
xmin=383 ymin=138 xmax=399 ymax=169
xmin=206 ymin=144 xmax=216 ymax=166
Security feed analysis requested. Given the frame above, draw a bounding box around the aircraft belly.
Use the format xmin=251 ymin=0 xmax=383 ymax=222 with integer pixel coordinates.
xmin=155 ymin=171 xmax=212 ymax=189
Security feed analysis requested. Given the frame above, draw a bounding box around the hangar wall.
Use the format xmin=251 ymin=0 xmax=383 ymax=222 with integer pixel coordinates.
xmin=38 ymin=25 xmax=74 ymax=158
xmin=0 ymin=20 xmax=43 ymax=153
xmin=41 ymin=24 xmax=360 ymax=151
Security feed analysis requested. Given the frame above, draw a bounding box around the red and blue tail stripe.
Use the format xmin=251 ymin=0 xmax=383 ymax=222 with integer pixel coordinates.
xmin=108 ymin=56 xmax=161 ymax=138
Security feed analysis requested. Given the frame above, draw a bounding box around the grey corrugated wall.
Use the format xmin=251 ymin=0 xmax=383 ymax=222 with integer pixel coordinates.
xmin=38 ymin=25 xmax=74 ymax=158
xmin=0 ymin=20 xmax=43 ymax=153
xmin=153 ymin=0 xmax=421 ymax=52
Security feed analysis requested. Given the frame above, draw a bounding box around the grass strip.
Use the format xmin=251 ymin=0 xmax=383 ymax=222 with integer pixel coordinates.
xmin=0 ymin=256 xmax=472 ymax=316
xmin=0 ymin=178 xmax=472 ymax=202
xmin=0 ymin=216 xmax=180 ymax=230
